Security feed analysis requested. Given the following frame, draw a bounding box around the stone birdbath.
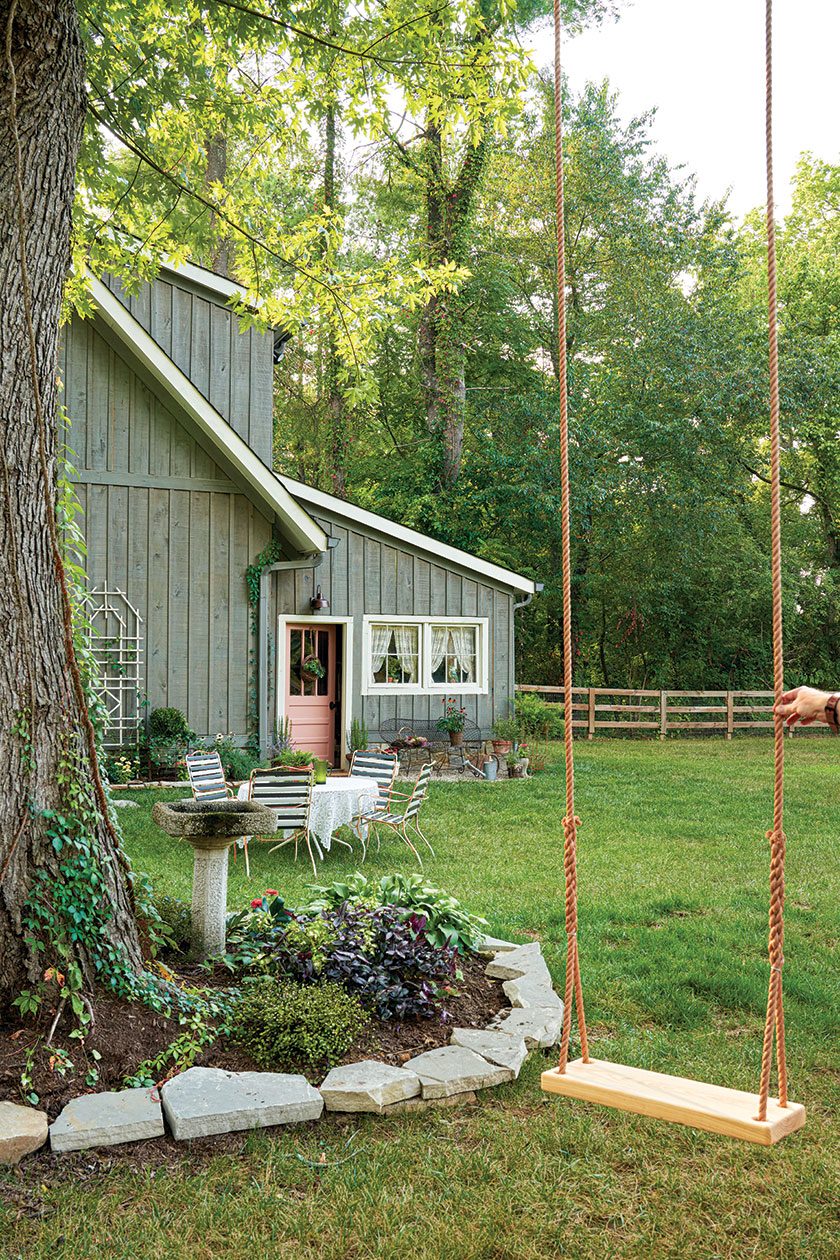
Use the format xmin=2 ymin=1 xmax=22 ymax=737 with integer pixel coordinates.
xmin=152 ymin=799 xmax=278 ymax=960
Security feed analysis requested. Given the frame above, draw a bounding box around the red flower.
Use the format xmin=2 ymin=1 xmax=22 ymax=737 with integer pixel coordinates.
xmin=250 ymin=898 xmax=263 ymax=909
xmin=265 ymin=889 xmax=279 ymax=897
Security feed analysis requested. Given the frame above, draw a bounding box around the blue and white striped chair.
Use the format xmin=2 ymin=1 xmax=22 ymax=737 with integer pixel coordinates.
xmin=248 ymin=765 xmax=320 ymax=875
xmin=361 ymin=762 xmax=434 ymax=865
xmin=185 ymin=750 xmax=250 ymax=876
xmin=349 ymin=748 xmax=398 ymax=858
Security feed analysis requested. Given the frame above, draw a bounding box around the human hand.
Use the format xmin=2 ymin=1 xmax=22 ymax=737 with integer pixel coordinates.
xmin=774 ymin=685 xmax=834 ymax=727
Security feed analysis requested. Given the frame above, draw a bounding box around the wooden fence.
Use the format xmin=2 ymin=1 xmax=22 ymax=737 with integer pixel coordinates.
xmin=515 ymin=686 xmax=813 ymax=739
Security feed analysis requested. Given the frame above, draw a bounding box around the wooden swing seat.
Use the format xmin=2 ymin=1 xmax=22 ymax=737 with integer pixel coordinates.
xmin=541 ymin=1058 xmax=805 ymax=1145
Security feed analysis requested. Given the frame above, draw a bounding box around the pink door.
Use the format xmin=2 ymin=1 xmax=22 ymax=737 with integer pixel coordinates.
xmin=286 ymin=624 xmax=336 ymax=762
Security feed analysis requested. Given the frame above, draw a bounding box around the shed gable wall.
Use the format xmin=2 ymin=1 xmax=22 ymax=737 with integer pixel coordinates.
xmin=61 ymin=312 xmax=273 ymax=740
xmin=101 ymin=273 xmax=274 ymax=466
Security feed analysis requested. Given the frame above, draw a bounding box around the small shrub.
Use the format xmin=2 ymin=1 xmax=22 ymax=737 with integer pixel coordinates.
xmin=152 ymin=893 xmax=192 ymax=952
xmin=275 ymin=748 xmax=314 ymax=767
xmin=233 ymin=977 xmax=368 ymax=1069
xmin=103 ymin=751 xmax=138 ymax=784
xmin=149 ymin=707 xmax=193 ymax=742
xmin=515 ymin=693 xmax=564 ymax=740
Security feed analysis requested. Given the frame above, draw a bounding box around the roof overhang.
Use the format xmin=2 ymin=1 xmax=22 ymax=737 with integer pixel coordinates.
xmin=279 ymin=475 xmax=536 ymax=595
xmin=85 ymin=274 xmax=328 ymax=556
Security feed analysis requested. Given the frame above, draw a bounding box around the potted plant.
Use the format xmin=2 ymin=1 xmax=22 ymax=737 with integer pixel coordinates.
xmin=436 ymin=698 xmax=467 ymax=747
xmin=492 ymin=713 xmax=519 ymax=756
xmin=300 ymin=654 xmax=326 ymax=684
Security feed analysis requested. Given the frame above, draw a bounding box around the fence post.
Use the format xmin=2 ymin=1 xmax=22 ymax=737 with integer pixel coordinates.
xmin=659 ymin=691 xmax=667 ymax=740
xmin=588 ymin=689 xmax=595 ymax=741
xmin=726 ymin=692 xmax=733 ymax=740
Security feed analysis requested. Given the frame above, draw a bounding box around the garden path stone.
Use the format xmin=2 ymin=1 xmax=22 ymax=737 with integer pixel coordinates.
xmin=502 ymin=973 xmax=562 ymax=1009
xmin=380 ymin=1090 xmax=478 ymax=1115
xmin=161 ymin=1067 xmax=323 ymax=1139
xmin=50 ymin=1088 xmax=164 ymax=1153
xmin=486 ymin=946 xmax=550 ymax=982
xmin=320 ymin=1061 xmax=421 ymax=1113
xmin=491 ymin=1007 xmax=564 ymax=1049
xmin=404 ymin=1045 xmax=514 ymax=1099
xmin=0 ymin=1101 xmax=48 ymax=1165
xmin=475 ymin=935 xmax=521 ymax=957
xmin=449 ymin=1028 xmax=528 ymax=1075
xmin=112 ymin=799 xmax=139 ymax=808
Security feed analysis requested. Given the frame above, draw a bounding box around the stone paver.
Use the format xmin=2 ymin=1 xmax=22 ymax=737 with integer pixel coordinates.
xmin=502 ymin=973 xmax=562 ymax=1009
xmin=112 ymin=799 xmax=140 ymax=808
xmin=0 ymin=1101 xmax=48 ymax=1165
xmin=475 ymin=935 xmax=520 ymax=957
xmin=486 ymin=945 xmax=550 ymax=983
xmin=491 ymin=1006 xmax=564 ymax=1049
xmin=449 ymin=1028 xmax=528 ymax=1076
xmin=404 ymin=1045 xmax=514 ymax=1099
xmin=50 ymin=1088 xmax=164 ymax=1153
xmin=380 ymin=1090 xmax=478 ymax=1115
xmin=320 ymin=1061 xmax=421 ymax=1113
xmin=161 ymin=1067 xmax=323 ymax=1140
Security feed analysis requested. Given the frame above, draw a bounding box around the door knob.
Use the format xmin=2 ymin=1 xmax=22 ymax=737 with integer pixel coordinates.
xmin=329 ymin=701 xmax=337 ymax=710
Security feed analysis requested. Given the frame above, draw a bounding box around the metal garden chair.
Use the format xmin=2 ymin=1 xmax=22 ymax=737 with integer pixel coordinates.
xmin=185 ymin=750 xmax=250 ymax=876
xmin=361 ymin=761 xmax=434 ymax=864
xmin=247 ymin=765 xmax=321 ymax=875
xmin=348 ymin=748 xmax=398 ymax=858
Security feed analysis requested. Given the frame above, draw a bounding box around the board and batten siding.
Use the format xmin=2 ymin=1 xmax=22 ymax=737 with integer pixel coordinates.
xmin=101 ymin=273 xmax=274 ymax=467
xmin=268 ymin=507 xmax=516 ymax=740
xmin=60 ymin=313 xmax=273 ymax=741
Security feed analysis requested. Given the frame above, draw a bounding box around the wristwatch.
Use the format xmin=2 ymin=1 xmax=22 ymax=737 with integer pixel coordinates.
xmin=825 ymin=694 xmax=840 ymax=733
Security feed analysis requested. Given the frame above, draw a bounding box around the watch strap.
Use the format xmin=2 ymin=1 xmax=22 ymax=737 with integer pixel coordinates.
xmin=825 ymin=694 xmax=840 ymax=732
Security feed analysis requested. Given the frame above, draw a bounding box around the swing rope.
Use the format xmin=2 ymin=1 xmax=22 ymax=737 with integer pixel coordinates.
xmin=551 ymin=0 xmax=790 ymax=1112
xmin=758 ymin=0 xmax=788 ymax=1119
xmin=552 ymin=0 xmax=588 ymax=1073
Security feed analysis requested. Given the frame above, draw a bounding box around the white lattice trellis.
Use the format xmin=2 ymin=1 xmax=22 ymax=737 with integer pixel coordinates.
xmin=87 ymin=586 xmax=144 ymax=745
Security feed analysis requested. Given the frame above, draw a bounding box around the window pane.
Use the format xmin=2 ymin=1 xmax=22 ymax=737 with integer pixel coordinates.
xmin=371 ymin=624 xmax=418 ymax=685
xmin=431 ymin=625 xmax=477 ymax=685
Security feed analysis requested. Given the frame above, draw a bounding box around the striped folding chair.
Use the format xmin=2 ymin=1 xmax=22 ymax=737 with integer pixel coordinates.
xmin=362 ymin=762 xmax=434 ymax=865
xmin=185 ymin=750 xmax=251 ymax=877
xmin=349 ymin=748 xmax=398 ymax=858
xmin=248 ymin=765 xmax=320 ymax=875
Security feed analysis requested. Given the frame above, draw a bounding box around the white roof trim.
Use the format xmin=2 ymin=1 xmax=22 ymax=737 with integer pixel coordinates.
xmin=85 ymin=275 xmax=328 ymax=556
xmin=157 ymin=257 xmax=247 ymax=304
xmin=279 ymin=475 xmax=535 ymax=595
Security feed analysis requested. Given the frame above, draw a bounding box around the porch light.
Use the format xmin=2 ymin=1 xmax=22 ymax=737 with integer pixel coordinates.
xmin=310 ymin=585 xmax=330 ymax=612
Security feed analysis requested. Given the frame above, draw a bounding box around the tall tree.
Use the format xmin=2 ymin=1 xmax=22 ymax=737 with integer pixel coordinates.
xmin=0 ymin=0 xmax=143 ymax=1006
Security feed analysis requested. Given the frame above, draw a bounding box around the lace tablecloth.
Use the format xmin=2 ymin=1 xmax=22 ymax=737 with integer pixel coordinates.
xmin=237 ymin=776 xmax=377 ymax=851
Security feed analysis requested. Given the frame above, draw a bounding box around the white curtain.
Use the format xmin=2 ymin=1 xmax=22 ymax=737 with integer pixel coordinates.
xmin=370 ymin=624 xmax=392 ymax=677
xmin=430 ymin=626 xmax=448 ymax=677
xmin=449 ymin=625 xmax=476 ymax=682
xmin=394 ymin=625 xmax=418 ymax=680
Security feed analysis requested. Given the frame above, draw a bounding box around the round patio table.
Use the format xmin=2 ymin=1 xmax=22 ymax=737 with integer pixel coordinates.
xmin=237 ymin=775 xmax=377 ymax=852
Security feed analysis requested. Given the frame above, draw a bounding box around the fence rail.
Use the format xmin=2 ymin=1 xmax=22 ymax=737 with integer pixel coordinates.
xmin=515 ymin=685 xmax=812 ymax=739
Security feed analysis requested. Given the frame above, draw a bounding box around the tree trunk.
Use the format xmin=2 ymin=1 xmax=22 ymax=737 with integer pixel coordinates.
xmin=417 ymin=127 xmax=485 ymax=491
xmin=203 ymin=127 xmax=231 ymax=278
xmin=323 ymin=101 xmax=347 ymax=498
xmin=0 ymin=0 xmax=143 ymax=1008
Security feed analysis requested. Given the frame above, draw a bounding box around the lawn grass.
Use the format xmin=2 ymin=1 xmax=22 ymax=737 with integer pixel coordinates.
xmin=3 ymin=738 xmax=839 ymax=1259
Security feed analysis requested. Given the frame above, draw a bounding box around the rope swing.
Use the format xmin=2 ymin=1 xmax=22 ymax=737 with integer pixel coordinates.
xmin=540 ymin=0 xmax=805 ymax=1144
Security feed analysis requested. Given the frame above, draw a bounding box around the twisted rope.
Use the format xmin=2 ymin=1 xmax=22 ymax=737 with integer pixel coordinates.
xmin=757 ymin=0 xmax=789 ymax=1120
xmin=553 ymin=0 xmax=588 ymax=1073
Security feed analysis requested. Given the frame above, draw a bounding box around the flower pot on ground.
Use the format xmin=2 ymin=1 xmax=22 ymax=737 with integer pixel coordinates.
xmin=492 ymin=739 xmax=512 ymax=756
xmin=491 ymin=711 xmax=520 ymax=753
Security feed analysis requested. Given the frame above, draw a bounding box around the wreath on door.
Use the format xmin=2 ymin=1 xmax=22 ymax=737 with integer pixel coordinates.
xmin=300 ymin=653 xmax=326 ymax=684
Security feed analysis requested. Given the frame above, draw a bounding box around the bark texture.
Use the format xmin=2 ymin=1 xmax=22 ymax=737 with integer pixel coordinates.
xmin=0 ymin=0 xmax=143 ymax=1007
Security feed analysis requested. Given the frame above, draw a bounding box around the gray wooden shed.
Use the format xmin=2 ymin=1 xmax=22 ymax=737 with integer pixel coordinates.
xmin=61 ymin=260 xmax=535 ymax=762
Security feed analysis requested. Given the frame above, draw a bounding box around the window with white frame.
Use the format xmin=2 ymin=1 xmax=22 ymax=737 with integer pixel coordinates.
xmin=362 ymin=617 xmax=488 ymax=694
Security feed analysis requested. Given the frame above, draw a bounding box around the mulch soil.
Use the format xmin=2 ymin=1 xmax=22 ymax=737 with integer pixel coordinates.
xmin=0 ymin=953 xmax=508 ymax=1177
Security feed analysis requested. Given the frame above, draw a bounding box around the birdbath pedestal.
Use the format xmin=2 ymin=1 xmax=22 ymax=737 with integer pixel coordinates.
xmin=152 ymin=799 xmax=278 ymax=960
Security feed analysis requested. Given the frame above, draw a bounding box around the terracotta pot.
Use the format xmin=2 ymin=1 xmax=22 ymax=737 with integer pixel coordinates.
xmin=492 ymin=739 xmax=512 ymax=755
xmin=449 ymin=729 xmax=464 ymax=747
